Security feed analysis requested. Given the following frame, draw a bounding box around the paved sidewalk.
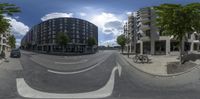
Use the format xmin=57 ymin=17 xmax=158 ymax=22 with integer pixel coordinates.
xmin=0 ymin=57 xmax=23 ymax=71
xmin=122 ymin=54 xmax=179 ymax=75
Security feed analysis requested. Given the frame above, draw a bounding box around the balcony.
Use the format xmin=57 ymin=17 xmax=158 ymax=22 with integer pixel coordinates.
xmin=140 ymin=24 xmax=150 ymax=31
xmin=141 ymin=18 xmax=150 ymax=24
xmin=140 ymin=36 xmax=150 ymax=41
xmin=137 ymin=22 xmax=142 ymax=27
xmin=140 ymin=13 xmax=150 ymax=18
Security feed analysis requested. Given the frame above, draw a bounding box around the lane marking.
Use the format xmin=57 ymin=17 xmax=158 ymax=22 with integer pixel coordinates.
xmin=48 ymin=58 xmax=106 ymax=74
xmin=54 ymin=59 xmax=88 ymax=65
xmin=16 ymin=63 xmax=122 ymax=98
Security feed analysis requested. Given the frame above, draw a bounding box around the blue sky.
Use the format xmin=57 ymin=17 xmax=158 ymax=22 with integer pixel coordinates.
xmin=1 ymin=0 xmax=200 ymax=46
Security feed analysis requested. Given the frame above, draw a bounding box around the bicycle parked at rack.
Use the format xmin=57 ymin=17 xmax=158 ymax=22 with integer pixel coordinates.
xmin=133 ymin=54 xmax=151 ymax=63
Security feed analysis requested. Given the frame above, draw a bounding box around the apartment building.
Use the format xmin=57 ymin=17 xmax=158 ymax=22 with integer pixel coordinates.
xmin=21 ymin=17 xmax=98 ymax=53
xmin=124 ymin=12 xmax=138 ymax=53
xmin=124 ymin=7 xmax=200 ymax=55
xmin=0 ymin=32 xmax=11 ymax=53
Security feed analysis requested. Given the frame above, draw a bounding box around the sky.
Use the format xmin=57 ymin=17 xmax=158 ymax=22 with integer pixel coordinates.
xmin=1 ymin=0 xmax=200 ymax=46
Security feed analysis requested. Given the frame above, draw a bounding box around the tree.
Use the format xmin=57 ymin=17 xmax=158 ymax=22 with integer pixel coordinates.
xmin=0 ymin=16 xmax=10 ymax=34
xmin=8 ymin=34 xmax=16 ymax=49
xmin=0 ymin=3 xmax=20 ymax=34
xmin=87 ymin=37 xmax=97 ymax=52
xmin=56 ymin=32 xmax=70 ymax=52
xmin=117 ymin=34 xmax=126 ymax=53
xmin=154 ymin=3 xmax=200 ymax=64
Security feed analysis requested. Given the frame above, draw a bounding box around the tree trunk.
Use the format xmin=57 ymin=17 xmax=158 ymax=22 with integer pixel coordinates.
xmin=91 ymin=46 xmax=93 ymax=53
xmin=62 ymin=45 xmax=64 ymax=53
xmin=127 ymin=45 xmax=130 ymax=58
xmin=179 ymin=38 xmax=184 ymax=64
xmin=121 ymin=46 xmax=124 ymax=53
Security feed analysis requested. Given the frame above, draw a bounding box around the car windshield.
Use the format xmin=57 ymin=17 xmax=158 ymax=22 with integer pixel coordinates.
xmin=1 ymin=0 xmax=200 ymax=99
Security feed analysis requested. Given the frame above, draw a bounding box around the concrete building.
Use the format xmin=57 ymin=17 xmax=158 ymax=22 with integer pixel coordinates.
xmin=124 ymin=12 xmax=137 ymax=53
xmin=21 ymin=18 xmax=98 ymax=53
xmin=124 ymin=7 xmax=200 ymax=55
xmin=0 ymin=32 xmax=11 ymax=52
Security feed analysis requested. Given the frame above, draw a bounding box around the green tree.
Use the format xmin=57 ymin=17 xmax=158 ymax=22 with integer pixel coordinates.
xmin=56 ymin=32 xmax=70 ymax=52
xmin=87 ymin=37 xmax=97 ymax=52
xmin=8 ymin=34 xmax=16 ymax=48
xmin=154 ymin=3 xmax=200 ymax=64
xmin=117 ymin=34 xmax=126 ymax=53
xmin=0 ymin=3 xmax=20 ymax=34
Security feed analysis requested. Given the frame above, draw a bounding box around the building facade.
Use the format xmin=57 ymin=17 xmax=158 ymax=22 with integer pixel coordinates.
xmin=21 ymin=18 xmax=98 ymax=53
xmin=124 ymin=12 xmax=137 ymax=53
xmin=0 ymin=32 xmax=11 ymax=53
xmin=124 ymin=7 xmax=200 ymax=55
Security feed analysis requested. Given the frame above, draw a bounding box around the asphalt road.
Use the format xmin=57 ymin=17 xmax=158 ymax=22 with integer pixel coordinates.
xmin=0 ymin=50 xmax=200 ymax=99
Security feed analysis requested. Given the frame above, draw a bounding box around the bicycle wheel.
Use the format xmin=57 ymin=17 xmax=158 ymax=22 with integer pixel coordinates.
xmin=142 ymin=56 xmax=148 ymax=63
xmin=133 ymin=57 xmax=138 ymax=63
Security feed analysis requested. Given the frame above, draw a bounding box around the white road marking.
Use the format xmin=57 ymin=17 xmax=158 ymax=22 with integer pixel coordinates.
xmin=16 ymin=63 xmax=122 ymax=98
xmin=48 ymin=58 xmax=106 ymax=74
xmin=54 ymin=59 xmax=88 ymax=65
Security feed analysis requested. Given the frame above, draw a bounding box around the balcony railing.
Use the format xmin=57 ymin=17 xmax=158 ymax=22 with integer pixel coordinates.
xmin=140 ymin=36 xmax=150 ymax=41
xmin=140 ymin=24 xmax=150 ymax=31
xmin=141 ymin=18 xmax=150 ymax=24
xmin=140 ymin=13 xmax=150 ymax=18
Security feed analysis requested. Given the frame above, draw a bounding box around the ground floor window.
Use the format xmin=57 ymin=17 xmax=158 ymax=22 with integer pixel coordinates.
xmin=184 ymin=42 xmax=190 ymax=51
xmin=155 ymin=40 xmax=166 ymax=55
xmin=194 ymin=43 xmax=198 ymax=51
xmin=143 ymin=41 xmax=150 ymax=54
xmin=170 ymin=41 xmax=179 ymax=51
xmin=136 ymin=43 xmax=140 ymax=54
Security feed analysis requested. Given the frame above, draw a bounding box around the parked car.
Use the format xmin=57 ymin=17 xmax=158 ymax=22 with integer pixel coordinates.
xmin=10 ymin=49 xmax=21 ymax=58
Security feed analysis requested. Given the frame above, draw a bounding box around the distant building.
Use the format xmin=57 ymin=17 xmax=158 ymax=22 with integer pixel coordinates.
xmin=124 ymin=12 xmax=137 ymax=53
xmin=21 ymin=18 xmax=98 ymax=53
xmin=124 ymin=7 xmax=200 ymax=55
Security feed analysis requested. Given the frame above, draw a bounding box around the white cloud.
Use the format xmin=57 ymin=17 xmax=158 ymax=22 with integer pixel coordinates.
xmin=91 ymin=12 xmax=119 ymax=28
xmin=14 ymin=16 xmax=20 ymax=19
xmin=5 ymin=17 xmax=29 ymax=46
xmin=90 ymin=12 xmax=124 ymax=37
xmin=126 ymin=11 xmax=132 ymax=15
xmin=5 ymin=17 xmax=29 ymax=36
xmin=99 ymin=39 xmax=118 ymax=47
xmin=80 ymin=12 xmax=86 ymax=16
xmin=16 ymin=39 xmax=21 ymax=46
xmin=41 ymin=12 xmax=73 ymax=21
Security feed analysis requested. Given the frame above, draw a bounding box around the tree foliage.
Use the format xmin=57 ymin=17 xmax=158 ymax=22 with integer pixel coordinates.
xmin=87 ymin=37 xmax=97 ymax=47
xmin=117 ymin=34 xmax=126 ymax=53
xmin=8 ymin=34 xmax=16 ymax=48
xmin=0 ymin=3 xmax=20 ymax=34
xmin=56 ymin=32 xmax=70 ymax=46
xmin=0 ymin=15 xmax=10 ymax=34
xmin=154 ymin=3 xmax=200 ymax=64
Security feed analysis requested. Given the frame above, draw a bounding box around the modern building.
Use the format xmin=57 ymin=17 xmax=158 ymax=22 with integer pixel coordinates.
xmin=124 ymin=12 xmax=137 ymax=53
xmin=21 ymin=17 xmax=98 ymax=53
xmin=0 ymin=32 xmax=11 ymax=53
xmin=124 ymin=7 xmax=200 ymax=55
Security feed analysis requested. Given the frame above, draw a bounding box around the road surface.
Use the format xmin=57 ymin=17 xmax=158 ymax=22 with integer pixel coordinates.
xmin=0 ymin=50 xmax=200 ymax=99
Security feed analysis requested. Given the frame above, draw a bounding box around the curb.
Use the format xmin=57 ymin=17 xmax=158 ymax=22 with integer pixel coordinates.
xmin=119 ymin=53 xmax=200 ymax=77
xmin=118 ymin=53 xmax=200 ymax=88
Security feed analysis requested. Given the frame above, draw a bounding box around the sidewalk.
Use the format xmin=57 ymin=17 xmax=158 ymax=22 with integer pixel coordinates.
xmin=122 ymin=54 xmax=179 ymax=75
xmin=0 ymin=51 xmax=10 ymax=65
